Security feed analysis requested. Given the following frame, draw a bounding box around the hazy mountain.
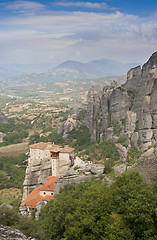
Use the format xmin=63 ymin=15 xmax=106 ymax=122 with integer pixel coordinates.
xmin=55 ymin=59 xmax=139 ymax=79
xmin=0 ymin=63 xmax=56 ymax=79
xmin=0 ymin=58 xmax=139 ymax=83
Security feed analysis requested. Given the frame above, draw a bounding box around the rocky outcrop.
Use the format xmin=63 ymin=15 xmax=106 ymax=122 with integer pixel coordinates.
xmin=132 ymin=151 xmax=157 ymax=185
xmin=0 ymin=225 xmax=28 ymax=240
xmin=0 ymin=112 xmax=7 ymax=124
xmin=58 ymin=115 xmax=79 ymax=139
xmin=85 ymin=52 xmax=157 ymax=152
xmin=22 ymin=157 xmax=52 ymax=201
xmin=53 ymin=164 xmax=105 ymax=194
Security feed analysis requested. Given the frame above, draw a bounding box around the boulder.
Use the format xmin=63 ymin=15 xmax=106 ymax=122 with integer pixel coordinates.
xmin=115 ymin=143 xmax=128 ymax=160
xmin=91 ymin=164 xmax=104 ymax=175
xmin=0 ymin=225 xmax=28 ymax=240
xmin=113 ymin=164 xmax=127 ymax=174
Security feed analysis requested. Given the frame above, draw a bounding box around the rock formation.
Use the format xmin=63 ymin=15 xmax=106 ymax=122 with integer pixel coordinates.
xmin=58 ymin=115 xmax=79 ymax=139
xmin=132 ymin=151 xmax=157 ymax=185
xmin=53 ymin=163 xmax=105 ymax=194
xmin=85 ymin=52 xmax=157 ymax=152
xmin=0 ymin=225 xmax=28 ymax=240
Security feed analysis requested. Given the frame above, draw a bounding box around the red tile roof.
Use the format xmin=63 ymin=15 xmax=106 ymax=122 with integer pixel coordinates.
xmin=60 ymin=147 xmax=74 ymax=153
xmin=29 ymin=142 xmax=74 ymax=153
xmin=22 ymin=176 xmax=58 ymax=209
xmin=29 ymin=142 xmax=61 ymax=150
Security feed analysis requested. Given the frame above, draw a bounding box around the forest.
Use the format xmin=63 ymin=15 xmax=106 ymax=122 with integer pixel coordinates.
xmin=1 ymin=170 xmax=157 ymax=240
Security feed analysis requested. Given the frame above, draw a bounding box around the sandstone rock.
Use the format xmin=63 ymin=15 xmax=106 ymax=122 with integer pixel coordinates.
xmin=113 ymin=164 xmax=127 ymax=174
xmin=85 ymin=52 xmax=157 ymax=152
xmin=0 ymin=203 xmax=13 ymax=209
xmin=52 ymin=163 xmax=105 ymax=195
xmin=53 ymin=175 xmax=94 ymax=195
xmin=85 ymin=85 xmax=102 ymax=142
xmin=73 ymin=156 xmax=85 ymax=167
xmin=57 ymin=122 xmax=64 ymax=134
xmin=62 ymin=168 xmax=79 ymax=177
xmin=62 ymin=133 xmax=69 ymax=140
xmin=0 ymin=225 xmax=28 ymax=240
xmin=19 ymin=203 xmax=30 ymax=218
xmin=109 ymin=88 xmax=131 ymax=123
xmin=115 ymin=143 xmax=128 ymax=160
xmin=124 ymin=111 xmax=136 ymax=132
xmin=142 ymin=52 xmax=157 ymax=79
xmin=91 ymin=164 xmax=104 ymax=175
xmin=58 ymin=115 xmax=79 ymax=137
xmin=127 ymin=66 xmax=141 ymax=81
xmin=139 ymin=148 xmax=154 ymax=159
xmin=132 ymin=151 xmax=157 ymax=184
xmin=139 ymin=129 xmax=153 ymax=149
xmin=131 ymin=132 xmax=139 ymax=149
xmin=111 ymin=136 xmax=119 ymax=143
xmin=104 ymin=127 xmax=114 ymax=140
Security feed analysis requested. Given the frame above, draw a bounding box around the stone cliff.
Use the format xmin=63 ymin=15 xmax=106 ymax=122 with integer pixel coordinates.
xmin=0 ymin=225 xmax=28 ymax=240
xmin=85 ymin=52 xmax=157 ymax=152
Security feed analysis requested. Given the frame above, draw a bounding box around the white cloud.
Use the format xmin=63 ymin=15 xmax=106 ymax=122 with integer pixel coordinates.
xmin=53 ymin=1 xmax=108 ymax=9
xmin=1 ymin=0 xmax=45 ymax=12
xmin=0 ymin=9 xmax=157 ymax=65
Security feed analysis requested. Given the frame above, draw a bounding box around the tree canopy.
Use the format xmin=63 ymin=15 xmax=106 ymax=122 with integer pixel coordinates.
xmin=39 ymin=170 xmax=157 ymax=240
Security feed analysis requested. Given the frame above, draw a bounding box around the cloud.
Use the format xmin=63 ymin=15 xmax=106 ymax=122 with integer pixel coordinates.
xmin=0 ymin=8 xmax=157 ymax=65
xmin=1 ymin=0 xmax=45 ymax=12
xmin=53 ymin=1 xmax=108 ymax=9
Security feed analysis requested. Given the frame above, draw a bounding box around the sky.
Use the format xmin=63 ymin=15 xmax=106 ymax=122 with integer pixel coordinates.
xmin=0 ymin=0 xmax=157 ymax=68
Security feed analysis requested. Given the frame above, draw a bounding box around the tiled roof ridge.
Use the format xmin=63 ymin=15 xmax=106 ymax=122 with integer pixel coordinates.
xmin=29 ymin=142 xmax=61 ymax=150
xmin=22 ymin=176 xmax=58 ymax=208
xmin=29 ymin=142 xmax=75 ymax=152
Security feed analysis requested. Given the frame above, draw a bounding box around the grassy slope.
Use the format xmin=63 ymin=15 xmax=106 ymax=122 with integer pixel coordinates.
xmin=0 ymin=142 xmax=29 ymax=157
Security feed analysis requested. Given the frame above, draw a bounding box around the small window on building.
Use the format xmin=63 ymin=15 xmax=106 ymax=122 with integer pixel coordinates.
xmin=43 ymin=192 xmax=46 ymax=195
xmin=51 ymin=193 xmax=53 ymax=196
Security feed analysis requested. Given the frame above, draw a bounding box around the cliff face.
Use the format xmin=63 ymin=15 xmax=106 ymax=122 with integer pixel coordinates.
xmin=85 ymin=52 xmax=157 ymax=150
xmin=22 ymin=156 xmax=52 ymax=201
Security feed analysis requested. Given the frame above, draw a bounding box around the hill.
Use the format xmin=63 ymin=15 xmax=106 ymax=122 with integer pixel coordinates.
xmin=0 ymin=58 xmax=138 ymax=83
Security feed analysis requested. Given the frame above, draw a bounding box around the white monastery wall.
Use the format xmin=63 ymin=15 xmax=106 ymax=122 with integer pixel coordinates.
xmin=51 ymin=158 xmax=59 ymax=177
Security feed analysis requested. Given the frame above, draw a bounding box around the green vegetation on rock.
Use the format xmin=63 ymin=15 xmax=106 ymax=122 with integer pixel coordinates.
xmin=127 ymin=142 xmax=141 ymax=165
xmin=67 ymin=125 xmax=91 ymax=151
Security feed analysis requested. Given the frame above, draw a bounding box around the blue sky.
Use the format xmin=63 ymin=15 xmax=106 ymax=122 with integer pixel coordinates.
xmin=0 ymin=0 xmax=157 ymax=67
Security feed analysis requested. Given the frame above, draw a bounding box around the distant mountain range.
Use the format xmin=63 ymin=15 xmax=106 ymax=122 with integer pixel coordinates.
xmin=0 ymin=59 xmax=139 ymax=83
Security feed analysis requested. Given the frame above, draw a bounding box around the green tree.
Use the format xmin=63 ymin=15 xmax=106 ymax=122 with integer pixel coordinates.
xmin=39 ymin=171 xmax=157 ymax=240
xmin=29 ymin=132 xmax=41 ymax=144
xmin=40 ymin=180 xmax=113 ymax=240
xmin=111 ymin=171 xmax=157 ymax=239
